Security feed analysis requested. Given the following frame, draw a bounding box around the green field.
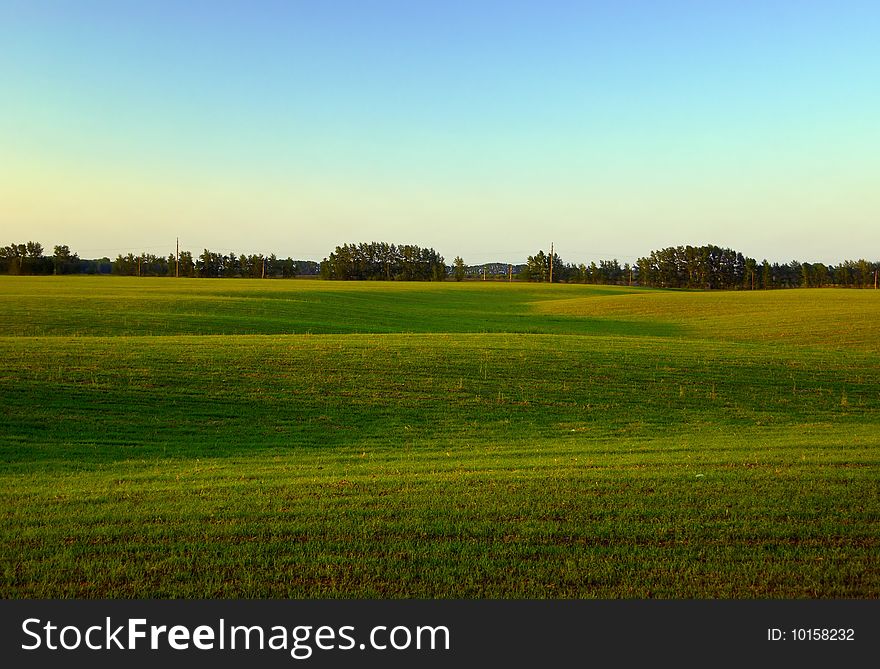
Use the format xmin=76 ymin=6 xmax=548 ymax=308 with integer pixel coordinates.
xmin=1 ymin=276 xmax=878 ymax=598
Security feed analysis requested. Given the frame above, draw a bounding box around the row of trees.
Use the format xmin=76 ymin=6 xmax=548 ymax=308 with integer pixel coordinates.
xmin=516 ymin=244 xmax=878 ymax=289
xmin=521 ymin=250 xmax=635 ymax=285
xmin=633 ymin=245 xmax=879 ymax=289
xmin=1 ymin=241 xmax=321 ymax=278
xmin=320 ymin=242 xmax=446 ymax=281
xmin=0 ymin=242 xmax=102 ymax=275
xmin=2 ymin=239 xmax=877 ymax=288
xmin=113 ymin=252 xmax=189 ymax=277
xmin=636 ymin=245 xmax=753 ymax=289
xmin=111 ymin=250 xmax=320 ymax=278
xmin=800 ymin=259 xmax=877 ymax=288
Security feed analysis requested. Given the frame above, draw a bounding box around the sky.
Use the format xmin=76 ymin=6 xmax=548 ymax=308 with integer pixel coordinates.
xmin=1 ymin=0 xmax=878 ymax=265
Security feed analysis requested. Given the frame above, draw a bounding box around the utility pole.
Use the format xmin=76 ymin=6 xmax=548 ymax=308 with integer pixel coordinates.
xmin=176 ymin=237 xmax=179 ymax=278
xmin=549 ymin=242 xmax=554 ymax=283
xmin=508 ymin=264 xmax=512 ymax=282
xmin=875 ymin=269 xmax=878 ymax=289
xmin=482 ymin=265 xmax=486 ymax=281
xmin=138 ymin=256 xmax=141 ymax=277
xmin=262 ymin=256 xmax=266 ymax=279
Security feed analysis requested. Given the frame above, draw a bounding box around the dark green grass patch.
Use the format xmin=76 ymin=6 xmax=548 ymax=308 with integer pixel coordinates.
xmin=2 ymin=430 xmax=877 ymax=598
xmin=2 ymin=331 xmax=878 ymax=597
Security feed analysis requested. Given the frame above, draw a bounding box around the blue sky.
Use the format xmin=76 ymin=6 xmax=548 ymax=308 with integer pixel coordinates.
xmin=1 ymin=0 xmax=878 ymax=264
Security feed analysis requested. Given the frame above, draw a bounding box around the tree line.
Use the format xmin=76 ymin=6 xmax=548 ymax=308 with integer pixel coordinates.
xmin=320 ymin=242 xmax=446 ymax=281
xmin=0 ymin=242 xmax=317 ymax=278
xmin=520 ymin=244 xmax=878 ymax=289
xmin=0 ymin=242 xmax=107 ymax=275
xmin=521 ymin=250 xmax=635 ymax=285
xmin=115 ymin=250 xmax=320 ymax=278
xmin=634 ymin=245 xmax=879 ymax=289
xmin=2 ymin=239 xmax=877 ymax=288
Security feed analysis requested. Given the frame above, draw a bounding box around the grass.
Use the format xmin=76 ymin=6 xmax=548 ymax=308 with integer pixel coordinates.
xmin=535 ymin=288 xmax=880 ymax=350
xmin=0 ymin=276 xmax=671 ymax=337
xmin=1 ymin=276 xmax=878 ymax=597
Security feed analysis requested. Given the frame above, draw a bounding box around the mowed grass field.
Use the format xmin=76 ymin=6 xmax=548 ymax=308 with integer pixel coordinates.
xmin=1 ymin=276 xmax=878 ymax=598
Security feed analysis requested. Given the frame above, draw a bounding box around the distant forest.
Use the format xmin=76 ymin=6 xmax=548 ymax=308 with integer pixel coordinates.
xmin=0 ymin=243 xmax=319 ymax=278
xmin=320 ymin=242 xmax=447 ymax=281
xmin=1 ymin=240 xmax=877 ymax=289
xmin=523 ymin=244 xmax=880 ymax=289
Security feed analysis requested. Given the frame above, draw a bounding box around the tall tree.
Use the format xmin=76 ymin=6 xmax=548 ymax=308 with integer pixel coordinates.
xmin=453 ymin=256 xmax=466 ymax=282
xmin=53 ymin=245 xmax=79 ymax=275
